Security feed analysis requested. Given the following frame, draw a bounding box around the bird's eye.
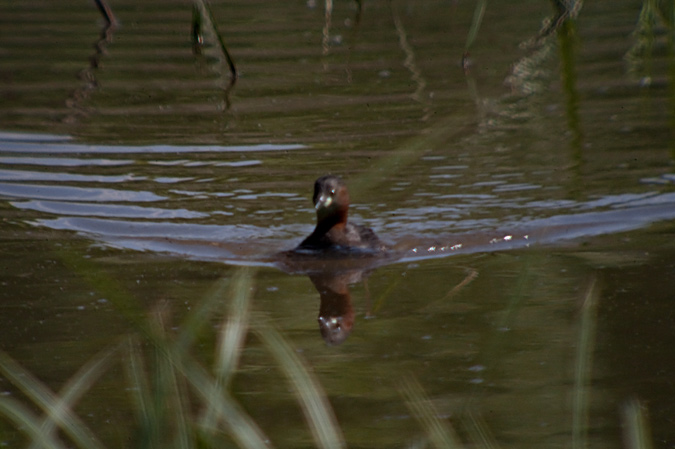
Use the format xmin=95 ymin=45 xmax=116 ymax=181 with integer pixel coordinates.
xmin=330 ymin=188 xmax=336 ymax=195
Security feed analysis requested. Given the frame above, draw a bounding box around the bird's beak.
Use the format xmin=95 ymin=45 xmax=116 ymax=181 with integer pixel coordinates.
xmin=315 ymin=194 xmax=332 ymax=209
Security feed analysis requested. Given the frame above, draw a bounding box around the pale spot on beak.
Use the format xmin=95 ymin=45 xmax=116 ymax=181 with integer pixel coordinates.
xmin=316 ymin=194 xmax=332 ymax=209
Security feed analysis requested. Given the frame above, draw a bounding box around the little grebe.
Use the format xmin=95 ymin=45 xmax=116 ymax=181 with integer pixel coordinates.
xmin=296 ymin=175 xmax=386 ymax=252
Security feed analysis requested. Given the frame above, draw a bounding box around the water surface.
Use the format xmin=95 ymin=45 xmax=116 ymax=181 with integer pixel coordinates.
xmin=1 ymin=0 xmax=674 ymax=447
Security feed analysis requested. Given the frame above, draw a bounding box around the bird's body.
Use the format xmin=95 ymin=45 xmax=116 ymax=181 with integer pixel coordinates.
xmin=296 ymin=175 xmax=386 ymax=253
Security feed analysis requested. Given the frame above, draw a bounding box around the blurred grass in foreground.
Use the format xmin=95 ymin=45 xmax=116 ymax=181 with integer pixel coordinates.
xmin=0 ymin=257 xmax=469 ymax=448
xmin=1 ymin=260 xmax=640 ymax=448
xmin=0 ymin=264 xmax=346 ymax=449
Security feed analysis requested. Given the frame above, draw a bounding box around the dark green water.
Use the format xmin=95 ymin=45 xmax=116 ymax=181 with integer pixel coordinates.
xmin=1 ymin=0 xmax=675 ymax=447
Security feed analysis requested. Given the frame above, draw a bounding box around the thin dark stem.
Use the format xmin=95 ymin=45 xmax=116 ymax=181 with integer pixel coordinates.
xmin=92 ymin=0 xmax=118 ymax=28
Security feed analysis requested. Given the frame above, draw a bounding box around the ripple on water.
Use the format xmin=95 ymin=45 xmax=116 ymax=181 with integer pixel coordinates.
xmin=0 ymin=157 xmax=133 ymax=167
xmin=0 ymin=169 xmax=146 ymax=183
xmin=0 ymin=182 xmax=165 ymax=202
xmin=11 ymin=200 xmax=207 ymax=219
xmin=0 ymin=141 xmax=306 ymax=154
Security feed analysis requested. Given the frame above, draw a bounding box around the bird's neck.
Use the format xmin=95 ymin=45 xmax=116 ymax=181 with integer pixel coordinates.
xmin=315 ymin=210 xmax=348 ymax=233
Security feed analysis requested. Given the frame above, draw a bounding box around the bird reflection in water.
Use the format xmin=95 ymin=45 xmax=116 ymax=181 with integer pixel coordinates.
xmin=312 ymin=270 xmax=359 ymax=345
xmin=277 ymin=252 xmax=389 ymax=346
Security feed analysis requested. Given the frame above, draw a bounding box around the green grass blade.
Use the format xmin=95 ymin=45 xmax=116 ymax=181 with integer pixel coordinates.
xmin=178 ymin=354 xmax=271 ymax=449
xmin=124 ymin=337 xmax=157 ymax=444
xmin=175 ymin=275 xmax=232 ymax=355
xmin=158 ymin=340 xmax=193 ymax=449
xmin=462 ymin=411 xmax=499 ymax=449
xmin=622 ymin=398 xmax=654 ymax=449
xmin=27 ymin=342 xmax=123 ymax=449
xmin=192 ymin=0 xmax=237 ymax=81
xmin=0 ymin=351 xmax=105 ymax=449
xmin=399 ymin=375 xmax=463 ymax=449
xmin=201 ymin=268 xmax=255 ymax=431
xmin=57 ymin=253 xmax=267 ymax=448
xmin=253 ymin=317 xmax=345 ymax=449
xmin=0 ymin=397 xmax=69 ymax=449
xmin=215 ymin=267 xmax=254 ymax=382
xmin=572 ymin=277 xmax=598 ymax=449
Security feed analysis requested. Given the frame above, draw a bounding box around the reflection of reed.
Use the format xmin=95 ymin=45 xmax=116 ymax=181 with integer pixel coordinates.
xmin=64 ymin=1 xmax=117 ymax=123
xmin=557 ymin=19 xmax=583 ymax=179
xmin=93 ymin=0 xmax=117 ymax=28
xmin=625 ymin=0 xmax=674 ymax=140
xmin=320 ymin=0 xmax=363 ymax=80
xmin=538 ymin=0 xmax=584 ymax=42
xmin=625 ymin=0 xmax=675 ymax=159
xmin=344 ymin=0 xmax=363 ymax=83
xmin=391 ymin=5 xmax=431 ymax=120
xmin=509 ymin=6 xmax=584 ymax=186
xmin=465 ymin=0 xmax=584 ymax=192
xmin=322 ymin=0 xmax=334 ymax=57
xmin=192 ymin=0 xmax=238 ymax=110
xmin=504 ymin=0 xmax=585 ymax=95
